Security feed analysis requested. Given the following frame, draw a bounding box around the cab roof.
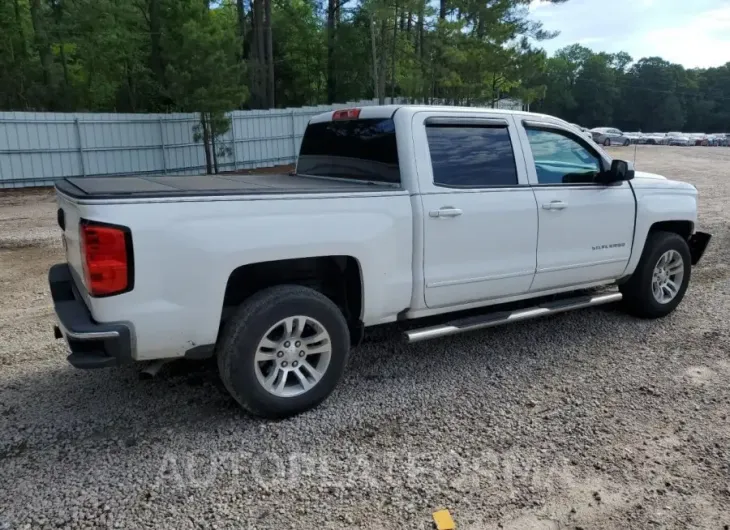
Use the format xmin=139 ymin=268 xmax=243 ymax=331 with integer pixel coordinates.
xmin=308 ymin=104 xmax=560 ymax=125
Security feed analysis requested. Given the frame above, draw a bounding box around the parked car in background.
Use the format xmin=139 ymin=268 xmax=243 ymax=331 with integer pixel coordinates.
xmin=689 ymin=133 xmax=709 ymax=146
xmin=707 ymin=134 xmax=726 ymax=147
xmin=590 ymin=127 xmax=631 ymax=146
xmin=642 ymin=133 xmax=665 ymax=145
xmin=718 ymin=134 xmax=730 ymax=147
xmin=623 ymin=132 xmax=642 ymax=144
xmin=665 ymin=132 xmax=691 ymax=146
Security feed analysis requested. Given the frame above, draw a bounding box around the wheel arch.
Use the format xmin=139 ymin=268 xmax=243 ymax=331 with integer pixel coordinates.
xmin=620 ymin=218 xmax=696 ymax=283
xmin=221 ymin=255 xmax=364 ymax=338
xmin=649 ymin=220 xmax=694 ymax=240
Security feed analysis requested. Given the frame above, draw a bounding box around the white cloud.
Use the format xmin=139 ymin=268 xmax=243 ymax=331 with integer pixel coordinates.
xmin=528 ymin=1 xmax=553 ymax=13
xmin=576 ymin=37 xmax=605 ymax=45
xmin=641 ymin=6 xmax=730 ymax=67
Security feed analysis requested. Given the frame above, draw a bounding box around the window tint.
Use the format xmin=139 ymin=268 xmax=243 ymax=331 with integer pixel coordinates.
xmin=426 ymin=125 xmax=518 ymax=187
xmin=525 ymin=128 xmax=602 ymax=185
xmin=297 ymin=118 xmax=400 ymax=184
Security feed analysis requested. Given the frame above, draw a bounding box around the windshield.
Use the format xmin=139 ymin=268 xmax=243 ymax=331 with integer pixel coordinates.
xmin=297 ymin=118 xmax=400 ymax=184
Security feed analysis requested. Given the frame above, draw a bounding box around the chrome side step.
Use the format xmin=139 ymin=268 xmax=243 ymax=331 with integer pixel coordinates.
xmin=405 ymin=292 xmax=623 ymax=343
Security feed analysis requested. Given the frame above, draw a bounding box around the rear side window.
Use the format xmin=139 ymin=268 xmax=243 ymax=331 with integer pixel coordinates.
xmin=426 ymin=125 xmax=518 ymax=187
xmin=297 ymin=119 xmax=400 ymax=184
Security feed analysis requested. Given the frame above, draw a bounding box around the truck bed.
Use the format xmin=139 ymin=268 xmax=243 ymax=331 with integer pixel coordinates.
xmin=55 ymin=173 xmax=392 ymax=200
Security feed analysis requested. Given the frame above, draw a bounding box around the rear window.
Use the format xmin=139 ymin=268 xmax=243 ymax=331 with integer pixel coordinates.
xmin=426 ymin=125 xmax=518 ymax=187
xmin=297 ymin=118 xmax=400 ymax=184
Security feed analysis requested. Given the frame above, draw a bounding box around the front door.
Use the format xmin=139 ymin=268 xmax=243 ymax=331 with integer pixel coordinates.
xmin=519 ymin=123 xmax=635 ymax=292
xmin=416 ymin=114 xmax=538 ymax=309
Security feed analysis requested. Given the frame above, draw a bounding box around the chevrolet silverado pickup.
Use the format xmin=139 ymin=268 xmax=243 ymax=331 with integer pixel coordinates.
xmin=49 ymin=105 xmax=711 ymax=418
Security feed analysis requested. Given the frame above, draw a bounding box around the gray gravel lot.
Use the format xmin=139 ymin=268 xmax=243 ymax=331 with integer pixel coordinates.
xmin=1 ymin=146 xmax=729 ymax=529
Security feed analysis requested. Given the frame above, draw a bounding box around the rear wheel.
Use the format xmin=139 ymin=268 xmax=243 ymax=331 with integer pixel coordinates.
xmin=603 ymin=138 xmax=611 ymax=146
xmin=623 ymin=139 xmax=630 ymax=146
xmin=217 ymin=285 xmax=350 ymax=418
xmin=620 ymin=231 xmax=691 ymax=318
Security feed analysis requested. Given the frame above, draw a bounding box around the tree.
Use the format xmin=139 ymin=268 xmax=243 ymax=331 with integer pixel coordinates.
xmin=164 ymin=0 xmax=247 ymax=173
xmin=2 ymin=0 xmax=729 ymax=138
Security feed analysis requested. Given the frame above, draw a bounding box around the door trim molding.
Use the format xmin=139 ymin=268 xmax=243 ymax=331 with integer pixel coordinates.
xmin=536 ymin=257 xmax=627 ymax=274
xmin=427 ymin=270 xmax=535 ymax=288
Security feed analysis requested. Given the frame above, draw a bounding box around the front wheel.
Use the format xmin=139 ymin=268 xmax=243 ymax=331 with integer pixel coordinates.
xmin=620 ymin=231 xmax=691 ymax=318
xmin=217 ymin=285 xmax=350 ymax=418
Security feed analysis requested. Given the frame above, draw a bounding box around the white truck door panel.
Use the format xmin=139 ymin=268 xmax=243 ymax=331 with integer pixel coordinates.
xmin=517 ymin=121 xmax=635 ymax=292
xmin=411 ymin=112 xmax=538 ymax=309
xmin=531 ymin=185 xmax=634 ymax=290
xmin=421 ymin=190 xmax=538 ymax=307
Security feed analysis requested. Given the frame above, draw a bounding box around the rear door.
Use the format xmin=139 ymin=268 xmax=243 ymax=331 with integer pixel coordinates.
xmin=413 ymin=112 xmax=538 ymax=309
xmin=517 ymin=120 xmax=635 ymax=292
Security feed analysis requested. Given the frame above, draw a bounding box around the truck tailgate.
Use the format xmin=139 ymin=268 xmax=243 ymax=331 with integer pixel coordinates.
xmin=57 ymin=193 xmax=87 ymax=296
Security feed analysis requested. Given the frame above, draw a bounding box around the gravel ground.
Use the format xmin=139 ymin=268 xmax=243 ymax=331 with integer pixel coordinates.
xmin=1 ymin=147 xmax=729 ymax=530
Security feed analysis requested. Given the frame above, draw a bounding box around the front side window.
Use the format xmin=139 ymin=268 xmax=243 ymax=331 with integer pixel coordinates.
xmin=525 ymin=128 xmax=602 ymax=185
xmin=426 ymin=125 xmax=518 ymax=187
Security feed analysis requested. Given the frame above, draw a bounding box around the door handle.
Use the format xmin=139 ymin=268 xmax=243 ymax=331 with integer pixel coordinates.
xmin=429 ymin=207 xmax=463 ymax=218
xmin=542 ymin=200 xmax=568 ymax=211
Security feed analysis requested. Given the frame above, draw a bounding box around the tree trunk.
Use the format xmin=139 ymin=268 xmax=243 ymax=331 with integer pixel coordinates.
xmin=264 ymin=0 xmax=275 ymax=108
xmin=59 ymin=43 xmax=70 ymax=89
xmin=439 ymin=0 xmax=446 ymax=20
xmin=211 ymin=117 xmax=219 ymax=174
xmin=236 ymin=0 xmax=247 ymax=59
xmin=29 ymin=0 xmax=53 ymax=92
xmin=249 ymin=0 xmax=266 ymax=108
xmin=417 ymin=3 xmax=425 ymax=103
xmin=326 ymin=0 xmax=337 ymax=103
xmin=249 ymin=0 xmax=260 ymax=107
xmin=148 ymin=0 xmax=165 ymax=92
xmin=476 ymin=14 xmax=485 ymax=38
xmin=201 ymin=113 xmax=213 ymax=174
xmin=390 ymin=0 xmax=398 ymax=103
xmin=14 ymin=0 xmax=27 ymax=59
xmin=370 ymin=13 xmax=379 ymax=103
xmin=378 ymin=19 xmax=387 ymax=105
xmin=125 ymin=61 xmax=137 ymax=112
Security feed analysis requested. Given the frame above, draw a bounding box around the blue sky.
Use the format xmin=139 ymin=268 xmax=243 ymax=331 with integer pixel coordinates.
xmin=528 ymin=0 xmax=730 ymax=68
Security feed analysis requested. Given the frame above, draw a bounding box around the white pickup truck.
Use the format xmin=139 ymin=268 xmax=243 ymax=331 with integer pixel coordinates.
xmin=50 ymin=105 xmax=711 ymax=418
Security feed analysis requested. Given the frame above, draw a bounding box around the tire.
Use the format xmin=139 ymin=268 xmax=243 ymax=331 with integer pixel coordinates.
xmin=619 ymin=231 xmax=691 ymax=319
xmin=603 ymin=138 xmax=611 ymax=146
xmin=217 ymin=285 xmax=350 ymax=418
xmin=623 ymin=139 xmax=630 ymax=146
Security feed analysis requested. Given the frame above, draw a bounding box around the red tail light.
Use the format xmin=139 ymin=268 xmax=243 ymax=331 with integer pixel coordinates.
xmin=332 ymin=108 xmax=361 ymax=120
xmin=79 ymin=221 xmax=133 ymax=297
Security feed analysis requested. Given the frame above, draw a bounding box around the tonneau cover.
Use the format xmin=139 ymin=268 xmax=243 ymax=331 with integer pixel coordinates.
xmin=56 ymin=173 xmax=391 ymax=200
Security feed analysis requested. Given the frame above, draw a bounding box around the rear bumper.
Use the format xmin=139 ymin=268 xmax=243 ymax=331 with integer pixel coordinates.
xmin=689 ymin=231 xmax=711 ymax=265
xmin=49 ymin=263 xmax=133 ymax=369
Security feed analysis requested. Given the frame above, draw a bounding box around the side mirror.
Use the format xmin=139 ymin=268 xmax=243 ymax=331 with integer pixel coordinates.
xmin=600 ymin=159 xmax=635 ymax=183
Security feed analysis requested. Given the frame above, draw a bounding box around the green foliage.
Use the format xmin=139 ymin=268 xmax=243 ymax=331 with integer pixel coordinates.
xmin=535 ymin=46 xmax=730 ymax=132
xmin=0 ymin=0 xmax=729 ymax=134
